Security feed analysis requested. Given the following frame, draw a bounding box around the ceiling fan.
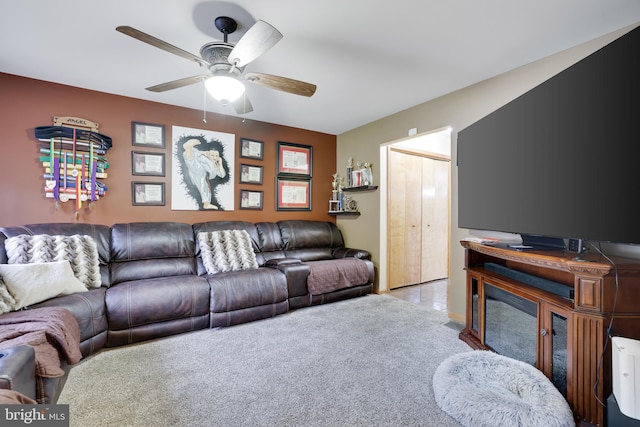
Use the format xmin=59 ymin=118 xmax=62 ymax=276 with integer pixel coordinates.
xmin=116 ymin=16 xmax=316 ymax=114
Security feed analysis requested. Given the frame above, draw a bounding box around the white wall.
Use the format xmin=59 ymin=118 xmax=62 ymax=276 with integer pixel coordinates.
xmin=337 ymin=24 xmax=639 ymax=322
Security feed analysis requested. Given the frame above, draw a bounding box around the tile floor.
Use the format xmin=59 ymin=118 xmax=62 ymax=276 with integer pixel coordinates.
xmin=388 ymin=279 xmax=448 ymax=312
xmin=388 ymin=279 xmax=464 ymax=332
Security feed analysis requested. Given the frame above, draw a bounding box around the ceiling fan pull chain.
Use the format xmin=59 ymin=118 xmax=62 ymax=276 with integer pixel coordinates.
xmin=242 ymin=92 xmax=247 ymax=123
xmin=202 ymin=81 xmax=208 ymax=123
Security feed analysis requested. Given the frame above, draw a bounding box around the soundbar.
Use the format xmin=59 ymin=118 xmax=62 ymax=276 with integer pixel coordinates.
xmin=484 ymin=262 xmax=574 ymax=300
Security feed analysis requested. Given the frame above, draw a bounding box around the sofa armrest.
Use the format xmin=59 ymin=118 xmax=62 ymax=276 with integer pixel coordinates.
xmin=332 ymin=248 xmax=371 ymax=261
xmin=264 ymin=258 xmax=302 ymax=268
xmin=0 ymin=345 xmax=36 ymax=401
xmin=265 ymin=258 xmax=310 ymax=299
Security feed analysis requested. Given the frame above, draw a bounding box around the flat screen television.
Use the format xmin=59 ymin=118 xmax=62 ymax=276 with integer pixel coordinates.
xmin=457 ymin=25 xmax=640 ymax=246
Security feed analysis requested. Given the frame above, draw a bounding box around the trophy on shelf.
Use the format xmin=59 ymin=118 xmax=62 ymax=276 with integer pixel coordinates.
xmin=329 ymin=173 xmax=342 ymax=212
xmin=350 ymin=160 xmax=373 ymax=188
xmin=362 ymin=162 xmax=373 ymax=186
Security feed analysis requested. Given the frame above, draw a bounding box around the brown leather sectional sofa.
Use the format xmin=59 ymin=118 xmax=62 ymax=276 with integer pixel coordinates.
xmin=0 ymin=220 xmax=374 ymax=404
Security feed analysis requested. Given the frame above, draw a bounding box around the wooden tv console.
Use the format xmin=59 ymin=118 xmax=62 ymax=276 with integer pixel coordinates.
xmin=459 ymin=240 xmax=640 ymax=427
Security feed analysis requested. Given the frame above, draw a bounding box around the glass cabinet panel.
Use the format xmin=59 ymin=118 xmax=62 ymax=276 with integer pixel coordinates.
xmin=471 ymin=276 xmax=479 ymax=333
xmin=483 ymin=283 xmax=538 ymax=367
xmin=550 ymin=311 xmax=568 ymax=397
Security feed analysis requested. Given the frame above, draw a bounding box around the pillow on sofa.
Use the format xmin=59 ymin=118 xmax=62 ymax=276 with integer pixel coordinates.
xmin=198 ymin=229 xmax=259 ymax=274
xmin=0 ymin=276 xmax=17 ymax=314
xmin=0 ymin=260 xmax=88 ymax=310
xmin=4 ymin=234 xmax=101 ymax=289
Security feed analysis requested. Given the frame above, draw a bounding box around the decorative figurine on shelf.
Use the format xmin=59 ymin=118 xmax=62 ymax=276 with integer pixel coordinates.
xmin=343 ymin=194 xmax=359 ymax=212
xmin=342 ymin=193 xmax=350 ymax=211
xmin=347 ymin=158 xmax=353 ymax=187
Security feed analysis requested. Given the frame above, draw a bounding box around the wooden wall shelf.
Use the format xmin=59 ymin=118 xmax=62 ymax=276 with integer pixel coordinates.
xmin=328 ymin=211 xmax=360 ymax=216
xmin=343 ymin=185 xmax=378 ymax=192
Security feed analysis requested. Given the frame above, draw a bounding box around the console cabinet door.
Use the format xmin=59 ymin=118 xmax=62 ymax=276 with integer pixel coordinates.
xmin=466 ymin=272 xmax=482 ymax=340
xmin=540 ymin=302 xmax=572 ymax=401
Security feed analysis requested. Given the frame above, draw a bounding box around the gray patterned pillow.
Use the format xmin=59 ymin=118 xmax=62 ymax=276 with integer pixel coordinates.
xmin=4 ymin=234 xmax=101 ymax=289
xmin=198 ymin=230 xmax=258 ymax=274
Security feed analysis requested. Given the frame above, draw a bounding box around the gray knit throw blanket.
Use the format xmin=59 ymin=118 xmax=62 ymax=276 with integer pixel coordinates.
xmin=4 ymin=234 xmax=101 ymax=289
xmin=198 ymin=230 xmax=259 ymax=274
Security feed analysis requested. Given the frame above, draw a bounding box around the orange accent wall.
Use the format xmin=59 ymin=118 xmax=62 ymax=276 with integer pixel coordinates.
xmin=0 ymin=73 xmax=337 ymax=227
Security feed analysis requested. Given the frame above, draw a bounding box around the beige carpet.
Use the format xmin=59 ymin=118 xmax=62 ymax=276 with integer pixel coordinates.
xmin=59 ymin=294 xmax=470 ymax=426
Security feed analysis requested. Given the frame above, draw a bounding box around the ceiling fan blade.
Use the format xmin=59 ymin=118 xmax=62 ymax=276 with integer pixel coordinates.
xmin=146 ymin=75 xmax=208 ymax=92
xmin=116 ymin=26 xmax=209 ymax=67
xmin=230 ymin=94 xmax=253 ymax=114
xmin=244 ymin=72 xmax=316 ymax=97
xmin=228 ymin=20 xmax=283 ymax=67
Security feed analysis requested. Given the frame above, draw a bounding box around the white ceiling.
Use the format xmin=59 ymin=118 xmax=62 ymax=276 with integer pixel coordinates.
xmin=2 ymin=1 xmax=640 ymax=135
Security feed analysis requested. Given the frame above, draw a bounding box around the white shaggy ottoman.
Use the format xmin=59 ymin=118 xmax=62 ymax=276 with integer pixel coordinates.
xmin=432 ymin=351 xmax=575 ymax=427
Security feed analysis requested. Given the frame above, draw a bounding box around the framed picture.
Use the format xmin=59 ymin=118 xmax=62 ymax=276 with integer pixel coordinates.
xmin=277 ymin=142 xmax=312 ymax=177
xmin=276 ymin=177 xmax=312 ymax=211
xmin=132 ymin=182 xmax=165 ymax=206
xmin=239 ymin=190 xmax=264 ymax=210
xmin=239 ymin=163 xmax=263 ymax=185
xmin=132 ymin=151 xmax=165 ymax=176
xmin=132 ymin=122 xmax=165 ymax=148
xmin=240 ymin=138 xmax=264 ymax=160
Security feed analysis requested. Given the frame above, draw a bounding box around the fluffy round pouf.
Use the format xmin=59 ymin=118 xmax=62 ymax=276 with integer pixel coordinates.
xmin=432 ymin=351 xmax=575 ymax=427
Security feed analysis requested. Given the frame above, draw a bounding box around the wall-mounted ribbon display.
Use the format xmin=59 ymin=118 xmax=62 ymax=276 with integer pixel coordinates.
xmin=34 ymin=116 xmax=112 ymax=218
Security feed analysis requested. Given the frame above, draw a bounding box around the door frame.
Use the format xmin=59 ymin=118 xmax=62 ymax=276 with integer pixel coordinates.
xmin=379 ymin=127 xmax=452 ymax=293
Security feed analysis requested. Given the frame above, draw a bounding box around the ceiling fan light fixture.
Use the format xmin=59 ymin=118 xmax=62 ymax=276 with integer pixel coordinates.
xmin=205 ymin=74 xmax=245 ymax=103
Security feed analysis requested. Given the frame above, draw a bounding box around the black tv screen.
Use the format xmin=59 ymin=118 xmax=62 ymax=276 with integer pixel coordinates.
xmin=457 ymin=25 xmax=640 ymax=246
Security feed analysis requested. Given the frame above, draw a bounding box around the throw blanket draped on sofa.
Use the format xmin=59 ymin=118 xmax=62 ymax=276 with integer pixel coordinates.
xmin=0 ymin=389 xmax=37 ymax=404
xmin=306 ymin=258 xmax=370 ymax=296
xmin=0 ymin=307 xmax=81 ymax=378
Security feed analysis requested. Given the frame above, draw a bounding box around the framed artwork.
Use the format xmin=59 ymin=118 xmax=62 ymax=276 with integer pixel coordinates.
xmin=132 ymin=122 xmax=165 ymax=148
xmin=239 ymin=138 xmax=264 ymax=160
xmin=277 ymin=142 xmax=312 ymax=177
xmin=171 ymin=126 xmax=235 ymax=211
xmin=239 ymin=164 xmax=263 ymax=185
xmin=239 ymin=190 xmax=264 ymax=210
xmin=132 ymin=182 xmax=165 ymax=206
xmin=131 ymin=151 xmax=165 ymax=176
xmin=276 ymin=177 xmax=311 ymax=211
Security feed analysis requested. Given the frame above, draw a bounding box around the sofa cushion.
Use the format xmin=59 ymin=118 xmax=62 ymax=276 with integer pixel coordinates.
xmin=255 ymin=222 xmax=286 ymax=262
xmin=198 ymin=230 xmax=258 ymax=274
xmin=278 ymin=220 xmax=344 ymax=261
xmin=105 ymin=275 xmax=210 ymax=337
xmin=208 ymin=268 xmax=288 ymax=327
xmin=110 ymin=222 xmax=197 ymax=285
xmin=4 ymin=234 xmax=101 ymax=289
xmin=110 ymin=222 xmax=195 ymax=262
xmin=0 ymin=261 xmax=87 ymax=310
xmin=31 ymin=287 xmax=107 ymax=357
